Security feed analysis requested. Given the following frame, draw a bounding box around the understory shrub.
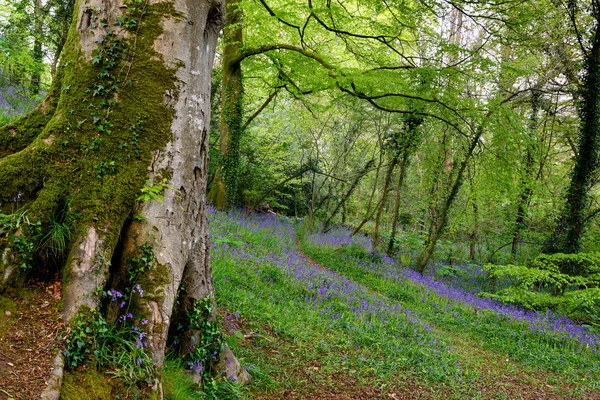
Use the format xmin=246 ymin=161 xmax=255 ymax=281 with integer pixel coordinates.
xmin=482 ymin=252 xmax=600 ymax=324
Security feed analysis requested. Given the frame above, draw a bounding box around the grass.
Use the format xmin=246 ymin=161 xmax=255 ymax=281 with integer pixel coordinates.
xmin=300 ymin=239 xmax=600 ymax=379
xmin=208 ymin=208 xmax=600 ymax=399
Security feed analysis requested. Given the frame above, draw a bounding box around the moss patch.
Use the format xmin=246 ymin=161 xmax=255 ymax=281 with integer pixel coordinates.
xmin=61 ymin=365 xmax=161 ymax=400
xmin=0 ymin=0 xmax=182 ymax=279
xmin=138 ymin=261 xmax=170 ymax=302
xmin=0 ymin=295 xmax=17 ymax=336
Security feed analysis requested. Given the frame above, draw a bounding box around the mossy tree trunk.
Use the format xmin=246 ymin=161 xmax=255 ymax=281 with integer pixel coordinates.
xmin=0 ymin=0 xmax=248 ymax=395
xmin=386 ymin=115 xmax=422 ymax=256
xmin=207 ymin=0 xmax=243 ymax=208
xmin=373 ymin=153 xmax=399 ymax=246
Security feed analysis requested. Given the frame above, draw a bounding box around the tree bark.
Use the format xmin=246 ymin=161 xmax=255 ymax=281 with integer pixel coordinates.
xmin=544 ymin=14 xmax=600 ymax=260
xmin=207 ymin=0 xmax=243 ymax=208
xmin=373 ymin=156 xmax=398 ymax=246
xmin=511 ymin=90 xmax=540 ymax=259
xmin=386 ymin=146 xmax=410 ymax=255
xmin=0 ymin=0 xmax=248 ymax=394
xmin=416 ymin=125 xmax=484 ymax=272
xmin=352 ymin=130 xmax=384 ymax=236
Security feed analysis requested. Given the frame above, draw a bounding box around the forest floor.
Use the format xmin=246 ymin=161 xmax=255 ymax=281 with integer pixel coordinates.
xmin=0 ymin=279 xmax=63 ymax=400
xmin=2 ymin=209 xmax=600 ymax=400
xmin=296 ymin=251 xmax=581 ymax=400
xmin=210 ymin=208 xmax=600 ymax=400
xmin=230 ymin=251 xmax=592 ymax=400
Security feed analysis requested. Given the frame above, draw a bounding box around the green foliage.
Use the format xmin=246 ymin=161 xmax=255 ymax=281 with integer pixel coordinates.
xmin=63 ymin=304 xmax=155 ymax=387
xmin=0 ymin=208 xmax=41 ymax=270
xmin=39 ymin=199 xmax=75 ymax=259
xmin=482 ymin=253 xmax=600 ymax=324
xmin=127 ymin=242 xmax=156 ymax=282
xmin=529 ymin=252 xmax=600 ymax=276
xmin=185 ymin=296 xmax=225 ymax=379
xmin=136 ymin=179 xmax=173 ymax=203
xmin=63 ymin=307 xmax=110 ymax=368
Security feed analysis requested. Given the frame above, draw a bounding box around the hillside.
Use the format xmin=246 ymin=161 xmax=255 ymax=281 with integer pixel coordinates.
xmin=210 ymin=208 xmax=600 ymax=399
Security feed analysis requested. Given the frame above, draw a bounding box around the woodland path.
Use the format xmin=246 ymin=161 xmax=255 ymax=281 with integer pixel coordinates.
xmin=290 ymin=247 xmax=599 ymax=400
xmin=0 ymin=280 xmax=63 ymax=400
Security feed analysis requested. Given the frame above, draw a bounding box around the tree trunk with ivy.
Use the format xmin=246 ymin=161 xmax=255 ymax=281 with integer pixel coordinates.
xmin=0 ymin=0 xmax=248 ymax=397
xmin=544 ymin=15 xmax=600 ymax=260
xmin=207 ymin=0 xmax=243 ymax=208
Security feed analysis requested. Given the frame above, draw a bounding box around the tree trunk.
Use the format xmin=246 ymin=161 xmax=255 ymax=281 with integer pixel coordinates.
xmin=352 ymin=132 xmax=384 ymax=236
xmin=0 ymin=0 xmax=248 ymax=395
xmin=51 ymin=0 xmax=75 ymax=78
xmin=323 ymin=159 xmax=374 ymax=233
xmin=469 ymin=200 xmax=478 ymax=261
xmin=373 ymin=156 xmax=398 ymax=245
xmin=544 ymin=16 xmax=600 ymax=260
xmin=386 ymin=115 xmax=422 ymax=255
xmin=387 ymin=147 xmax=410 ymax=255
xmin=511 ymin=90 xmax=540 ymax=259
xmin=30 ymin=0 xmax=44 ymax=95
xmin=416 ymin=125 xmax=485 ymax=272
xmin=207 ymin=0 xmax=243 ymax=208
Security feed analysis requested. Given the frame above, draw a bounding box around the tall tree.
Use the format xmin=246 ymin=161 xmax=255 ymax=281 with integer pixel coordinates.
xmin=0 ymin=0 xmax=247 ymax=395
xmin=208 ymin=0 xmax=243 ymax=208
xmin=545 ymin=0 xmax=600 ymax=260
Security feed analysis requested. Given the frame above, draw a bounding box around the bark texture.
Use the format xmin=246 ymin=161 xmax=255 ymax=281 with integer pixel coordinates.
xmin=0 ymin=0 xmax=249 ymax=395
xmin=207 ymin=0 xmax=243 ymax=208
xmin=544 ymin=15 xmax=600 ymax=259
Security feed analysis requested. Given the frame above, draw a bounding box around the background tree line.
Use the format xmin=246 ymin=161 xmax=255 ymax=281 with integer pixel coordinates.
xmin=202 ymin=0 xmax=600 ymax=270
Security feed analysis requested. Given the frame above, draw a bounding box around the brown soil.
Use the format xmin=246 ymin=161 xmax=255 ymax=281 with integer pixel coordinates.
xmin=0 ymin=280 xmax=64 ymax=400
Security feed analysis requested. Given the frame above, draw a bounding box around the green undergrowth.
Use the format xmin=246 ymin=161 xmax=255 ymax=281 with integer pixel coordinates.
xmin=297 ymin=229 xmax=600 ymax=392
xmin=60 ymin=359 xmax=244 ymax=400
xmin=209 ymin=210 xmax=494 ymax=398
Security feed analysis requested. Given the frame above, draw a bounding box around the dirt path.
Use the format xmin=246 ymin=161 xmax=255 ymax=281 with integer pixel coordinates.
xmin=0 ymin=280 xmax=64 ymax=400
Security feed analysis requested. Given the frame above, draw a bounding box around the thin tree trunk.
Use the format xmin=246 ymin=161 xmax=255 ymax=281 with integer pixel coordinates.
xmin=387 ymin=147 xmax=410 ymax=255
xmin=511 ymin=90 xmax=540 ymax=259
xmin=373 ymin=156 xmax=399 ymax=245
xmin=323 ymin=159 xmax=374 ymax=233
xmin=470 ymin=200 xmax=478 ymax=260
xmin=416 ymin=126 xmax=485 ymax=272
xmin=352 ymin=132 xmax=385 ymax=235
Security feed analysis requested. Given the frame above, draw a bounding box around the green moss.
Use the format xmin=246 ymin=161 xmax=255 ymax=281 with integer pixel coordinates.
xmin=0 ymin=295 xmax=17 ymax=337
xmin=137 ymin=261 xmax=170 ymax=302
xmin=157 ymin=168 xmax=173 ymax=183
xmin=61 ymin=366 xmax=157 ymax=400
xmin=0 ymin=0 xmax=182 ymax=278
xmin=61 ymin=367 xmax=112 ymax=400
xmin=61 ymin=253 xmax=73 ymax=288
